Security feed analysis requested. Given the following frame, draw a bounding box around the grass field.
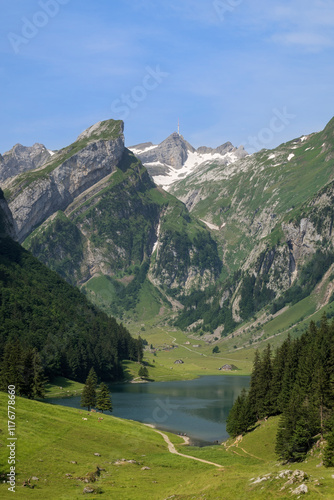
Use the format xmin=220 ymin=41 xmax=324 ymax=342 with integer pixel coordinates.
xmin=44 ymin=377 xmax=84 ymax=399
xmin=1 ymin=393 xmax=334 ymax=499
xmin=123 ymin=325 xmax=254 ymax=381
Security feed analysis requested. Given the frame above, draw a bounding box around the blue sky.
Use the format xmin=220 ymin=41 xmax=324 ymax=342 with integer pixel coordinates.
xmin=1 ymin=0 xmax=334 ymax=153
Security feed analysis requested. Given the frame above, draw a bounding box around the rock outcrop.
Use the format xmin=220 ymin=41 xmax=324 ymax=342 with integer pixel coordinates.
xmin=0 ymin=143 xmax=52 ymax=182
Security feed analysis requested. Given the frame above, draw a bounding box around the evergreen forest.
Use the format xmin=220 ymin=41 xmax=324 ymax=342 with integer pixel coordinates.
xmin=227 ymin=314 xmax=334 ymax=464
xmin=0 ymin=235 xmax=143 ymax=394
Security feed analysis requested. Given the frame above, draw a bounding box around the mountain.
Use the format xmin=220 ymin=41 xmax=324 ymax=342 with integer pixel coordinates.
xmin=0 ymin=143 xmax=53 ymax=183
xmin=171 ymin=117 xmax=334 ymax=330
xmin=0 ymin=188 xmax=142 ymax=383
xmin=129 ymin=132 xmax=248 ymax=189
xmin=2 ymin=120 xmax=221 ymax=321
xmin=4 ymin=116 xmax=334 ymax=342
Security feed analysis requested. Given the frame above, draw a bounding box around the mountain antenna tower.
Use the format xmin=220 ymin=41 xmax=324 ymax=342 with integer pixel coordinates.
xmin=178 ymin=118 xmax=180 ymax=136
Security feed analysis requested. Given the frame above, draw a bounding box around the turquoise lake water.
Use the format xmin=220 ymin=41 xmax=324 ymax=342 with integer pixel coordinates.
xmin=46 ymin=375 xmax=250 ymax=445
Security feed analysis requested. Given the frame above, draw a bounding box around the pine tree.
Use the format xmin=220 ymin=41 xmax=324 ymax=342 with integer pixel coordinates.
xmin=290 ymin=413 xmax=312 ymax=462
xmin=138 ymin=365 xmax=149 ymax=379
xmin=0 ymin=340 xmax=24 ymax=394
xmin=137 ymin=336 xmax=144 ymax=363
xmin=81 ymin=367 xmax=97 ymax=411
xmin=226 ymin=389 xmax=256 ymax=437
xmin=96 ymin=383 xmax=112 ymax=413
xmin=21 ymin=348 xmax=46 ymax=399
xmin=257 ymin=344 xmax=273 ymax=418
xmin=226 ymin=392 xmax=243 ymax=437
xmin=270 ymin=337 xmax=291 ymax=414
xmin=31 ymin=349 xmax=47 ymax=399
xmin=324 ymin=430 xmax=334 ymax=467
xmin=247 ymin=349 xmax=261 ymax=420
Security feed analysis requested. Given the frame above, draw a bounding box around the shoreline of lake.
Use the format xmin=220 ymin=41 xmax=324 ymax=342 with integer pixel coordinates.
xmin=43 ymin=374 xmax=250 ymax=445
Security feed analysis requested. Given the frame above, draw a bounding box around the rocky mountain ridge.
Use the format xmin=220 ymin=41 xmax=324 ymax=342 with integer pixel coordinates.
xmin=3 ymin=116 xmax=334 ymax=339
xmin=129 ymin=132 xmax=247 ymax=189
xmin=1 ymin=120 xmax=221 ymax=321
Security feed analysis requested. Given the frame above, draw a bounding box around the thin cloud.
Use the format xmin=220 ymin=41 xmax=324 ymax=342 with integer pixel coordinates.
xmin=272 ymin=32 xmax=334 ymax=51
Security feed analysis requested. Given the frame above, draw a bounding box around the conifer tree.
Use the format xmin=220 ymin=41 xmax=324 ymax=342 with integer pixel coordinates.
xmin=137 ymin=336 xmax=144 ymax=363
xmin=290 ymin=413 xmax=313 ymax=462
xmin=226 ymin=389 xmax=255 ymax=437
xmin=96 ymin=382 xmax=112 ymax=413
xmin=21 ymin=348 xmax=46 ymax=399
xmin=138 ymin=365 xmax=149 ymax=379
xmin=226 ymin=392 xmax=244 ymax=438
xmin=81 ymin=367 xmax=97 ymax=411
xmin=270 ymin=339 xmax=290 ymax=414
xmin=324 ymin=430 xmax=334 ymax=467
xmin=31 ymin=349 xmax=47 ymax=399
xmin=257 ymin=344 xmax=273 ymax=418
xmin=0 ymin=340 xmax=24 ymax=393
xmin=247 ymin=349 xmax=261 ymax=420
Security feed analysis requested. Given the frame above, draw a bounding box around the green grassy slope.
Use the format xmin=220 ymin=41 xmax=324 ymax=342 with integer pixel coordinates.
xmin=1 ymin=393 xmax=334 ymax=499
xmin=170 ymin=120 xmax=334 ymax=274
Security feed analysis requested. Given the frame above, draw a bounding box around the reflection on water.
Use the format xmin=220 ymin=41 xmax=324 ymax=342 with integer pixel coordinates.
xmin=46 ymin=375 xmax=250 ymax=446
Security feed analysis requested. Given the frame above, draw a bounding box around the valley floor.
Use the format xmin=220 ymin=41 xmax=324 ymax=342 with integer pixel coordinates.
xmin=1 ymin=393 xmax=334 ymax=499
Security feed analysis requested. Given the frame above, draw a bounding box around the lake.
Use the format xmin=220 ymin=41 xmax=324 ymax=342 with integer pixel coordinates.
xmin=46 ymin=375 xmax=250 ymax=446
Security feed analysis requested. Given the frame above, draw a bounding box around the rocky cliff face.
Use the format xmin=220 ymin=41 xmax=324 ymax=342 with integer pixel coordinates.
xmin=133 ymin=132 xmax=195 ymax=168
xmin=0 ymin=189 xmax=17 ymax=240
xmin=0 ymin=143 xmax=52 ymax=182
xmin=4 ymin=120 xmax=124 ymax=242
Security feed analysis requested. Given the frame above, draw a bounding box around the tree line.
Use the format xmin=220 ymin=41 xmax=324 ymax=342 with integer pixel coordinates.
xmin=226 ymin=315 xmax=334 ymax=465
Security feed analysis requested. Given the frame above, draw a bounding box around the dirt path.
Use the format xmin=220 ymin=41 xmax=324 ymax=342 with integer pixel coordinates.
xmin=144 ymin=425 xmax=224 ymax=468
xmin=224 ymin=434 xmax=264 ymax=461
xmin=164 ymin=331 xmax=209 ymax=357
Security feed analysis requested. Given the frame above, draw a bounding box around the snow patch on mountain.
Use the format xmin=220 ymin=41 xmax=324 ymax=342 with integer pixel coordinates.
xmin=131 ymin=144 xmax=158 ymax=155
xmin=130 ymin=133 xmax=248 ymax=190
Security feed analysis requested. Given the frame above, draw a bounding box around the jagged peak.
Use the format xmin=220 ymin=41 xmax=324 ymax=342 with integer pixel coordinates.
xmin=159 ymin=132 xmax=196 ymax=153
xmin=3 ymin=143 xmax=49 ymax=156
